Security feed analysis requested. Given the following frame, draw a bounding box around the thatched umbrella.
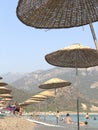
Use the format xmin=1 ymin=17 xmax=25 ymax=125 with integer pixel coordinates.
xmin=0 ymin=87 xmax=12 ymax=94
xmin=25 ymin=98 xmax=44 ymax=112
xmin=0 ymin=82 xmax=8 ymax=87
xmin=19 ymin=102 xmax=30 ymax=107
xmin=31 ymin=94 xmax=47 ymax=99
xmin=19 ymin=101 xmax=34 ymax=107
xmin=19 ymin=99 xmax=41 ymax=106
xmin=39 ymin=90 xmax=55 ymax=97
xmin=30 ymin=94 xmax=48 ymax=111
xmin=39 ymin=77 xmax=71 ymax=89
xmin=16 ymin=0 xmax=98 ymax=28
xmin=38 ymin=77 xmax=71 ymax=124
xmin=24 ymin=99 xmax=40 ymax=103
xmin=16 ymin=0 xmax=98 ymax=48
xmin=45 ymin=43 xmax=98 ymax=130
xmin=1 ymin=98 xmax=12 ymax=101
xmin=19 ymin=101 xmax=38 ymax=107
xmin=38 ymin=77 xmax=71 ymax=111
xmin=0 ymin=94 xmax=13 ymax=98
xmin=30 ymin=97 xmax=47 ymax=101
xmin=45 ymin=44 xmax=98 ymax=68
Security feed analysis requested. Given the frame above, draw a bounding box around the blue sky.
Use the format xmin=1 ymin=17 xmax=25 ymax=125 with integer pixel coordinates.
xmin=0 ymin=1 xmax=98 ymax=74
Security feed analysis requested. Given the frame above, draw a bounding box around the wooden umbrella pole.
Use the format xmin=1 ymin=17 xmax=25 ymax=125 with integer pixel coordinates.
xmin=89 ymin=23 xmax=98 ymax=50
xmin=83 ymin=0 xmax=98 ymax=50
xmin=76 ymin=68 xmax=80 ymax=130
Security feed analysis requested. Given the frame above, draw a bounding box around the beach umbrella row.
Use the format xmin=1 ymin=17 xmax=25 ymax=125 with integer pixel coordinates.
xmin=19 ymin=89 xmax=56 ymax=107
xmin=19 ymin=93 xmax=48 ymax=107
xmin=0 ymin=78 xmax=12 ymax=95
xmin=16 ymin=1 xmax=98 ymax=130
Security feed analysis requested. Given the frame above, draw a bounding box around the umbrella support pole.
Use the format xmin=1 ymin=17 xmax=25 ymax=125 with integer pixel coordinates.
xmin=54 ymin=88 xmax=59 ymax=125
xmin=83 ymin=0 xmax=98 ymax=50
xmin=89 ymin=23 xmax=98 ymax=50
xmin=77 ymin=98 xmax=80 ymax=130
xmin=76 ymin=68 xmax=80 ymax=130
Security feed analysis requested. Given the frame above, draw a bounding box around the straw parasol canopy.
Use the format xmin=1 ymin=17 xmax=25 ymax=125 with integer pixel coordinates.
xmin=31 ymin=94 xmax=48 ymax=100
xmin=0 ymin=82 xmax=8 ymax=87
xmin=16 ymin=0 xmax=98 ymax=29
xmin=1 ymin=98 xmax=12 ymax=101
xmin=19 ymin=99 xmax=42 ymax=106
xmin=19 ymin=102 xmax=31 ymax=106
xmin=19 ymin=102 xmax=32 ymax=106
xmin=25 ymin=99 xmax=41 ymax=103
xmin=30 ymin=97 xmax=46 ymax=101
xmin=0 ymin=87 xmax=12 ymax=94
xmin=39 ymin=78 xmax=71 ymax=89
xmin=0 ymin=94 xmax=13 ymax=98
xmin=45 ymin=43 xmax=98 ymax=68
xmin=31 ymin=94 xmax=47 ymax=98
xmin=39 ymin=90 xmax=55 ymax=97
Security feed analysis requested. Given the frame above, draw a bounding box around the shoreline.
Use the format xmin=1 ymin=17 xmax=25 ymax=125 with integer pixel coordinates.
xmin=27 ymin=111 xmax=98 ymax=115
xmin=0 ymin=115 xmax=97 ymax=130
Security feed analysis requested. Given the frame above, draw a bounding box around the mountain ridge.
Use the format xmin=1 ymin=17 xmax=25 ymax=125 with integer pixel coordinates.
xmin=1 ymin=67 xmax=98 ymax=111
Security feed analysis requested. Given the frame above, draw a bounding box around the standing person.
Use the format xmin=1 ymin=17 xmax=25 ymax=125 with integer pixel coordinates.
xmin=93 ymin=116 xmax=97 ymax=120
xmin=85 ymin=113 xmax=89 ymax=119
xmin=19 ymin=106 xmax=23 ymax=116
xmin=63 ymin=113 xmax=74 ymax=124
xmin=56 ymin=110 xmax=60 ymax=125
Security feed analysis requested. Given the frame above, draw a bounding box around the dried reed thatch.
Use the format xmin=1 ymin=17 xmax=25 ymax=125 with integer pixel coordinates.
xmin=0 ymin=94 xmax=13 ymax=98
xmin=0 ymin=82 xmax=8 ymax=87
xmin=30 ymin=95 xmax=47 ymax=101
xmin=39 ymin=90 xmax=55 ymax=97
xmin=45 ymin=43 xmax=98 ymax=68
xmin=0 ymin=87 xmax=12 ymax=94
xmin=16 ymin=0 xmax=98 ymax=28
xmin=39 ymin=78 xmax=71 ymax=89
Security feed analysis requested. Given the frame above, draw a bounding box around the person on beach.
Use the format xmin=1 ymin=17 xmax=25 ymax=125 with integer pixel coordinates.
xmin=85 ymin=113 xmax=89 ymax=119
xmin=93 ymin=116 xmax=97 ymax=120
xmin=62 ymin=113 xmax=74 ymax=124
xmin=80 ymin=121 xmax=88 ymax=126
xmin=56 ymin=110 xmax=60 ymax=125
xmin=19 ymin=106 xmax=23 ymax=116
xmin=13 ymin=101 xmax=20 ymax=115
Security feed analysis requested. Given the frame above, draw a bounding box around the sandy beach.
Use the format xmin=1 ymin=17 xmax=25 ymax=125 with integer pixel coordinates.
xmin=31 ymin=123 xmax=97 ymax=130
xmin=0 ymin=116 xmax=97 ymax=130
xmin=0 ymin=116 xmax=36 ymax=130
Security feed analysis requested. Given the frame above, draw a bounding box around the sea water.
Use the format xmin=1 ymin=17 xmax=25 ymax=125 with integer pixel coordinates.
xmin=37 ymin=114 xmax=98 ymax=128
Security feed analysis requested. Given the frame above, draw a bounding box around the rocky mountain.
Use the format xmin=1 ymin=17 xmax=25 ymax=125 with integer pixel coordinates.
xmin=10 ymin=67 xmax=98 ymax=98
xmin=1 ymin=66 xmax=98 ymax=112
xmin=1 ymin=72 xmax=27 ymax=83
